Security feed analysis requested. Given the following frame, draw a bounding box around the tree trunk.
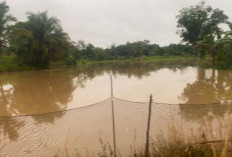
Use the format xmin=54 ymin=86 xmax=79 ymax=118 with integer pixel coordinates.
xmin=0 ymin=42 xmax=2 ymax=64
xmin=197 ymin=50 xmax=201 ymax=66
xmin=211 ymin=49 xmax=216 ymax=67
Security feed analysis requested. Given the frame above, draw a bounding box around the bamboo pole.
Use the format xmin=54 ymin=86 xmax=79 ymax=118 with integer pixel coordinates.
xmin=110 ymin=74 xmax=117 ymax=157
xmin=145 ymin=95 xmax=153 ymax=157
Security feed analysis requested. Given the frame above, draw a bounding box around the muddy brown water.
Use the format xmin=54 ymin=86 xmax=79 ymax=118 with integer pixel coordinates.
xmin=0 ymin=61 xmax=232 ymax=156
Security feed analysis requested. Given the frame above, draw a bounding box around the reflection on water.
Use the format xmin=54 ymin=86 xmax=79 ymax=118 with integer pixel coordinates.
xmin=0 ymin=70 xmax=76 ymax=116
xmin=180 ymin=68 xmax=232 ymax=104
xmin=0 ymin=60 xmax=232 ymax=156
xmin=0 ymin=117 xmax=24 ymax=141
xmin=179 ymin=67 xmax=232 ymax=121
xmin=0 ymin=60 xmax=197 ymax=116
xmin=179 ymin=104 xmax=232 ymax=122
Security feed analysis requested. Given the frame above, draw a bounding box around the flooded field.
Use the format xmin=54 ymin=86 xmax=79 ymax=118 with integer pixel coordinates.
xmin=0 ymin=61 xmax=232 ymax=156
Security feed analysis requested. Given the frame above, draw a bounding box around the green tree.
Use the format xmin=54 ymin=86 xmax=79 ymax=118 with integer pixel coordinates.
xmin=84 ymin=43 xmax=95 ymax=59
xmin=162 ymin=44 xmax=192 ymax=56
xmin=9 ymin=11 xmax=70 ymax=68
xmin=196 ymin=35 xmax=217 ymax=66
xmin=177 ymin=2 xmax=229 ymax=46
xmin=216 ymin=23 xmax=232 ymax=47
xmin=94 ymin=47 xmax=107 ymax=60
xmin=0 ymin=1 xmax=16 ymax=60
xmin=215 ymin=28 xmax=232 ymax=68
xmin=196 ymin=22 xmax=232 ymax=68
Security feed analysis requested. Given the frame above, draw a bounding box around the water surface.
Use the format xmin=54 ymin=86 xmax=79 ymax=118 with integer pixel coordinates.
xmin=0 ymin=61 xmax=232 ymax=156
xmin=1 ymin=61 xmax=232 ymax=116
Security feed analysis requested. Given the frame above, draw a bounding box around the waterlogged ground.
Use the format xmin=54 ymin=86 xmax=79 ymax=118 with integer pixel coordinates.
xmin=0 ymin=60 xmax=232 ymax=156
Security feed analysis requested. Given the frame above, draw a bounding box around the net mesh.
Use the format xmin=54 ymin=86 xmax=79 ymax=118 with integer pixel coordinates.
xmin=0 ymin=97 xmax=232 ymax=157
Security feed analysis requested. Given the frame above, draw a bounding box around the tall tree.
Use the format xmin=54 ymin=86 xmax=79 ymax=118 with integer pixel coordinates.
xmin=215 ymin=27 xmax=232 ymax=68
xmin=9 ymin=11 xmax=70 ymax=68
xmin=216 ymin=23 xmax=232 ymax=47
xmin=176 ymin=1 xmax=229 ymax=46
xmin=196 ymin=22 xmax=232 ymax=67
xmin=196 ymin=35 xmax=217 ymax=66
xmin=0 ymin=1 xmax=16 ymax=61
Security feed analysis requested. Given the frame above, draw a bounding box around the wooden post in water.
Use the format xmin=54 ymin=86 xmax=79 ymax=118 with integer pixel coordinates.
xmin=110 ymin=74 xmax=117 ymax=157
xmin=145 ymin=95 xmax=153 ymax=157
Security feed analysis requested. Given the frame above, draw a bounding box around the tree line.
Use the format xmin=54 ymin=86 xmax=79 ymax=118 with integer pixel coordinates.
xmin=0 ymin=1 xmax=232 ymax=68
xmin=71 ymin=40 xmax=193 ymax=61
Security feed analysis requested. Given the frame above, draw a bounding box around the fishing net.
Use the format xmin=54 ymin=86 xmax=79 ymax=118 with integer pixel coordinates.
xmin=0 ymin=97 xmax=231 ymax=157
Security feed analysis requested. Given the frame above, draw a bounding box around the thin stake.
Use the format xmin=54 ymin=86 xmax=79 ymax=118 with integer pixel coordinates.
xmin=145 ymin=95 xmax=153 ymax=157
xmin=110 ymin=74 xmax=117 ymax=157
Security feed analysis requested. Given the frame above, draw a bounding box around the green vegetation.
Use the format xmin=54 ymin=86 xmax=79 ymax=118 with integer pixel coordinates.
xmin=0 ymin=53 xmax=35 ymax=71
xmin=0 ymin=1 xmax=16 ymax=62
xmin=177 ymin=1 xmax=232 ymax=69
xmin=0 ymin=1 xmax=231 ymax=72
xmin=196 ymin=29 xmax=232 ymax=69
xmin=0 ymin=53 xmax=195 ymax=72
xmin=75 ymin=54 xmax=195 ymax=65
xmin=71 ymin=40 xmax=193 ymax=64
xmin=177 ymin=1 xmax=229 ymax=46
xmin=9 ymin=12 xmax=71 ymax=68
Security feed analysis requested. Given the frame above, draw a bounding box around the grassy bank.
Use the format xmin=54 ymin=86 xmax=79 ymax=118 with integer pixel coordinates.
xmin=0 ymin=54 xmax=36 ymax=72
xmin=0 ymin=55 xmax=196 ymax=72
xmin=76 ymin=56 xmax=196 ymax=65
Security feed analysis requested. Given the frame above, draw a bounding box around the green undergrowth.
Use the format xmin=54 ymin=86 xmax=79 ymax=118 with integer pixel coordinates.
xmin=0 ymin=53 xmax=35 ymax=72
xmin=0 ymin=55 xmax=197 ymax=72
xmin=76 ymin=56 xmax=197 ymax=65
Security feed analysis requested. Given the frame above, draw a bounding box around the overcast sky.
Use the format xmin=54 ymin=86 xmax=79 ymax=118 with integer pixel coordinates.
xmin=6 ymin=0 xmax=232 ymax=47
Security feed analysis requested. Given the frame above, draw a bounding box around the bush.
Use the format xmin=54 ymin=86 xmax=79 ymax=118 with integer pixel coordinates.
xmin=216 ymin=47 xmax=232 ymax=69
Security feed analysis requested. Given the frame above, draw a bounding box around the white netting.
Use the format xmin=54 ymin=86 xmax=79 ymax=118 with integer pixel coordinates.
xmin=0 ymin=97 xmax=232 ymax=157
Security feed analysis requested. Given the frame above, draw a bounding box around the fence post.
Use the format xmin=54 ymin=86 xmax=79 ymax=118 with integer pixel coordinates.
xmin=145 ymin=95 xmax=153 ymax=157
xmin=110 ymin=74 xmax=117 ymax=157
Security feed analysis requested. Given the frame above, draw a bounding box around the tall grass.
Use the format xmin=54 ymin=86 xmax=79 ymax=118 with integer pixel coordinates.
xmin=147 ymin=117 xmax=232 ymax=157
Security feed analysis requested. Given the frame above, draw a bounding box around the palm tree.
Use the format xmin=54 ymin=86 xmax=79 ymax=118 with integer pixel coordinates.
xmin=9 ymin=11 xmax=70 ymax=68
xmin=0 ymin=1 xmax=16 ymax=61
xmin=196 ymin=35 xmax=217 ymax=67
xmin=215 ymin=25 xmax=232 ymax=47
xmin=197 ymin=21 xmax=232 ymax=67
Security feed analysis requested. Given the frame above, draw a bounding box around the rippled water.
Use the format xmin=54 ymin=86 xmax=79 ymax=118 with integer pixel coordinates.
xmin=0 ymin=61 xmax=232 ymax=156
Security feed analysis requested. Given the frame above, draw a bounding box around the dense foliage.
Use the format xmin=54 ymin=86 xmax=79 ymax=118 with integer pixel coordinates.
xmin=0 ymin=1 xmax=231 ymax=69
xmin=196 ymin=29 xmax=232 ymax=68
xmin=9 ymin=12 xmax=71 ymax=68
xmin=177 ymin=1 xmax=229 ymax=45
xmin=176 ymin=1 xmax=232 ymax=68
xmin=69 ymin=40 xmax=193 ymax=62
xmin=0 ymin=1 xmax=16 ymax=60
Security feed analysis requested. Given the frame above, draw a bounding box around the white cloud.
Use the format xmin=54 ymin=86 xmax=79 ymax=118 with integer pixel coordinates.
xmin=6 ymin=0 xmax=232 ymax=47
